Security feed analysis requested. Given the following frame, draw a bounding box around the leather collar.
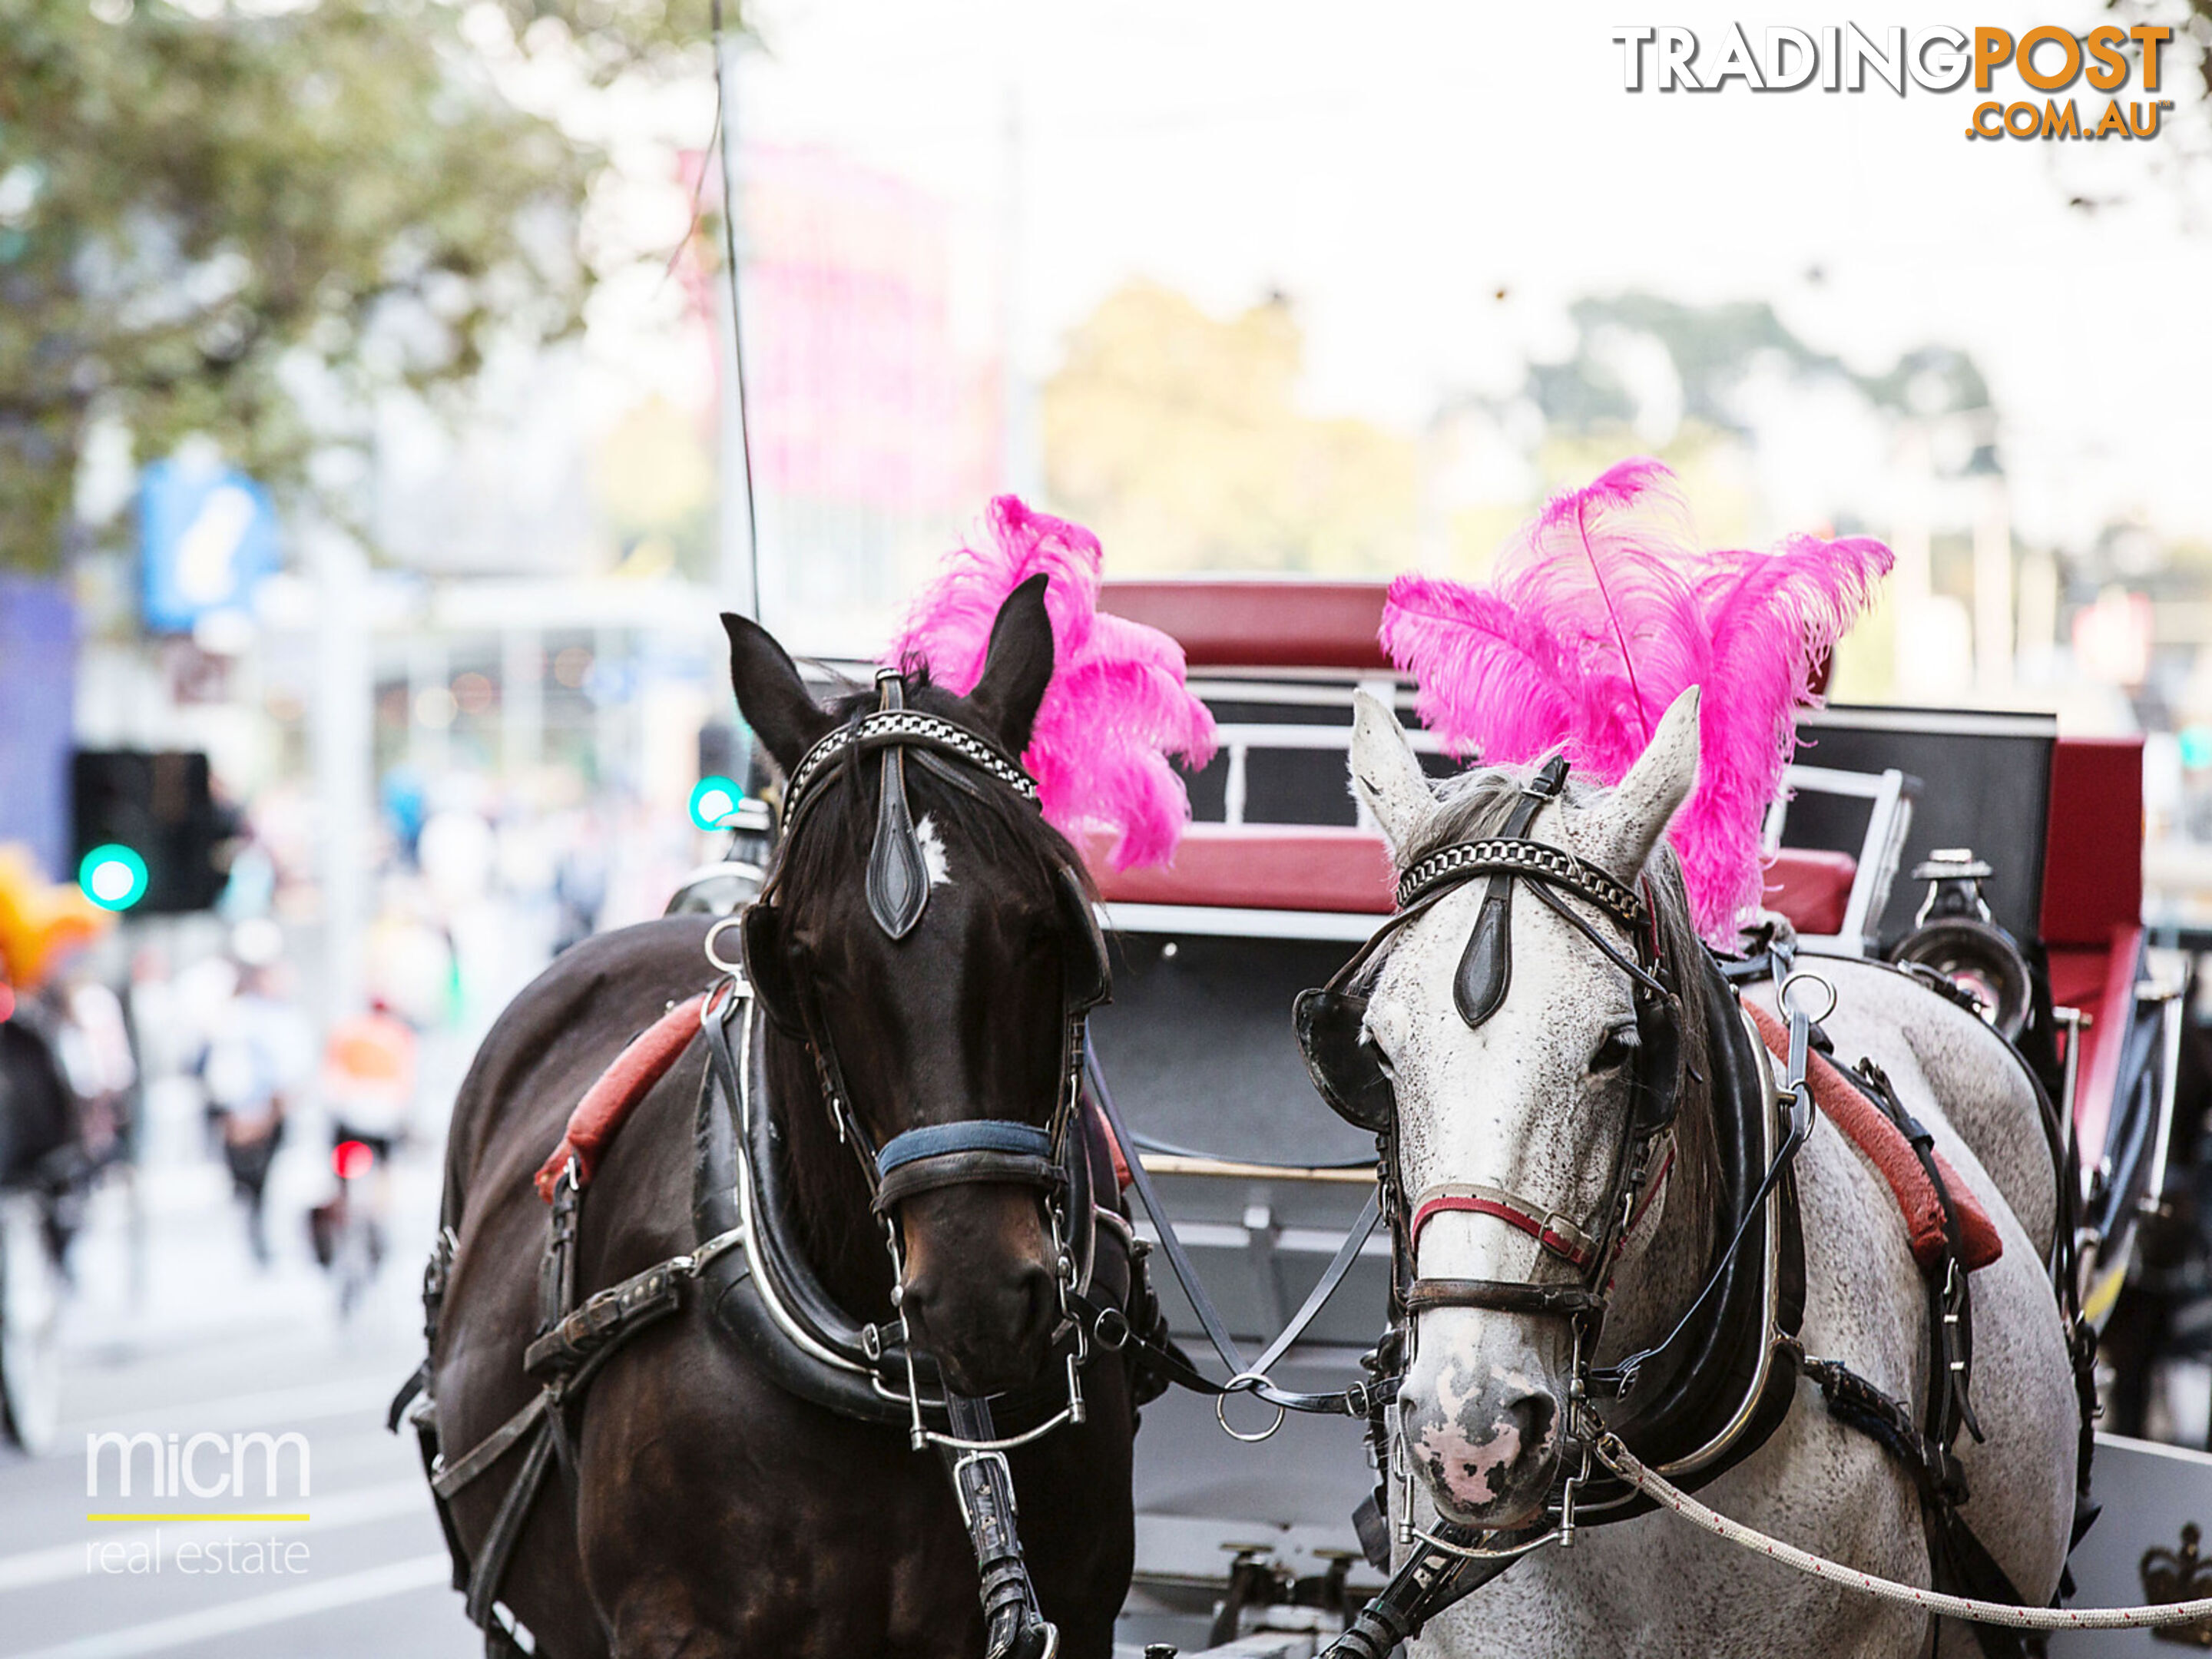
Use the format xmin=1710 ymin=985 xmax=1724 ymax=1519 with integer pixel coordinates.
xmin=1571 ymin=947 xmax=1806 ymax=1518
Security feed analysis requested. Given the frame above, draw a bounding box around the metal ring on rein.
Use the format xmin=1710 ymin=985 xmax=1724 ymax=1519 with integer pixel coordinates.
xmin=1214 ymin=1372 xmax=1290 ymax=1442
xmin=1778 ymin=969 xmax=1838 ymax=1026
xmin=703 ymin=915 xmax=747 ymax=979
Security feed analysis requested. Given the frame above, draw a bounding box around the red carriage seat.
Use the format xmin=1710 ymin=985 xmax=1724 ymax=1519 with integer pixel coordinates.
xmin=1760 ymin=848 xmax=1857 ymax=938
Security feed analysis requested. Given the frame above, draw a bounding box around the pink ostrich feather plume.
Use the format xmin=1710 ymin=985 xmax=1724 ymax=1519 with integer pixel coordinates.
xmin=889 ymin=495 xmax=1217 ymax=869
xmin=1380 ymin=459 xmax=1892 ymax=942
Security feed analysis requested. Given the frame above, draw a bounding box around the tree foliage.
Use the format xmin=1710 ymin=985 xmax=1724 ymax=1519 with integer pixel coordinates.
xmin=0 ymin=0 xmax=710 ymax=571
xmin=1042 ymin=281 xmax=1418 ymax=575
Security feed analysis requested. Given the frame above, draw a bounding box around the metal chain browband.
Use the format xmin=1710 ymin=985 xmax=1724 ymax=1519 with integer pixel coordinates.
xmin=1395 ymin=836 xmax=1647 ymax=932
xmin=783 ymin=706 xmax=1039 ymax=830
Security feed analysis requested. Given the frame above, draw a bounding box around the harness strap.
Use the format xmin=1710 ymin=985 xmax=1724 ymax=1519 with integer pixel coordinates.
xmin=873 ymin=1152 xmax=1062 ymax=1214
xmin=1620 ymin=1141 xmax=1676 ymax=1245
xmin=1320 ymin=1529 xmax=1524 ymax=1659
xmin=1081 ymin=1045 xmax=1385 ymax=1419
xmin=461 ymin=1419 xmax=558 ymax=1631
xmin=1847 ymin=1058 xmax=2025 ymax=1659
xmin=870 ymin=1121 xmax=1065 ymax=1214
xmin=432 ymin=1392 xmax=548 ymax=1502
xmin=938 ymin=1396 xmax=1056 ymax=1659
xmin=522 ymin=1260 xmax=685 ymax=1380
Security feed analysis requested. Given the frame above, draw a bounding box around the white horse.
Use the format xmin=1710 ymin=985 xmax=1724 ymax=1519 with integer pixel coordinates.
xmin=1346 ymin=685 xmax=2078 ymax=1657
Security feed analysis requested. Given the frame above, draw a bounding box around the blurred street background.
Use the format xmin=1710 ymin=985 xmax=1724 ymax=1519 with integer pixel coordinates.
xmin=5 ymin=0 xmax=2212 ymax=1651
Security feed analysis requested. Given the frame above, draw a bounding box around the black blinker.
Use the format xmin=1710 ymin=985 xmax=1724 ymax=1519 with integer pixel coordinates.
xmin=1632 ymin=988 xmax=1685 ymax=1134
xmin=864 ymin=671 xmax=932 ymax=939
xmin=1294 ymin=988 xmax=1396 ymax=1134
xmin=740 ymin=902 xmax=807 ymax=1038
xmin=1056 ymin=866 xmax=1111 ymax=1013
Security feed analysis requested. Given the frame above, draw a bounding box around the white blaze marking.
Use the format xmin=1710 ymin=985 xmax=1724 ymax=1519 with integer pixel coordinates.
xmin=915 ymin=815 xmax=952 ymax=886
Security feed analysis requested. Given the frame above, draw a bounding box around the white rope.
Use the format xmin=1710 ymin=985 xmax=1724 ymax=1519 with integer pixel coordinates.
xmin=1595 ymin=1434 xmax=2212 ymax=1631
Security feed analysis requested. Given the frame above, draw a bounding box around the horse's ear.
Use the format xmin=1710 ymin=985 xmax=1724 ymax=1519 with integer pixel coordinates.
xmin=965 ymin=573 xmax=1055 ymax=757
xmin=722 ymin=613 xmax=836 ymax=779
xmin=1350 ymin=688 xmax=1435 ymax=861
xmin=1591 ymin=686 xmax=1701 ymax=882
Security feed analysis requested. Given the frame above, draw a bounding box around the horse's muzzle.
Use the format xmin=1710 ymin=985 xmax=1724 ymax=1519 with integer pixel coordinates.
xmin=896 ymin=1188 xmax=1060 ymax=1396
xmin=1398 ymin=1346 xmax=1564 ymax=1528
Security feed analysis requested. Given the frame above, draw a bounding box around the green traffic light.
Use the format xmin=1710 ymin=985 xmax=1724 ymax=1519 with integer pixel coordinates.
xmin=79 ymin=843 xmax=149 ymax=912
xmin=689 ymin=776 xmax=743 ymax=832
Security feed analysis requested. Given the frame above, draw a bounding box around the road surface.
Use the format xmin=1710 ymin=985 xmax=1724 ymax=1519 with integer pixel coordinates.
xmin=0 ymin=1133 xmax=473 ymax=1659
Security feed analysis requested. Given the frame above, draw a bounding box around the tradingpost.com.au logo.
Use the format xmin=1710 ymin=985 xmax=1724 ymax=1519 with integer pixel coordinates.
xmin=1611 ymin=24 xmax=2179 ymax=141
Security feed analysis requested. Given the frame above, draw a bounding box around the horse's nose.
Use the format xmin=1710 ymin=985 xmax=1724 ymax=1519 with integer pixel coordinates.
xmin=1398 ymin=1380 xmax=1557 ymax=1451
xmin=901 ymin=1257 xmax=1053 ymax=1335
xmin=1012 ymin=1257 xmax=1058 ymax=1349
xmin=1399 ymin=1376 xmax=1561 ymax=1519
xmin=900 ymin=1257 xmax=1058 ymax=1396
xmin=1499 ymin=1385 xmax=1556 ymax=1460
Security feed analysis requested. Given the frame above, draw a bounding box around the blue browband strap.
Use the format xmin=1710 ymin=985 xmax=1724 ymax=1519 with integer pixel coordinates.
xmin=875 ymin=1120 xmax=1055 ymax=1181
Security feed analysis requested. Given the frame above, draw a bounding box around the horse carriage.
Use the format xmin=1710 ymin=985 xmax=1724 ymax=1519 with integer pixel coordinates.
xmin=405 ymin=478 xmax=2212 ymax=1659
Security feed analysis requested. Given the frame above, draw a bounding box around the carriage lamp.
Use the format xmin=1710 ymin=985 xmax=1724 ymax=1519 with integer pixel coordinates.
xmin=689 ymin=776 xmax=744 ymax=832
xmin=78 ymin=844 xmax=148 ymax=912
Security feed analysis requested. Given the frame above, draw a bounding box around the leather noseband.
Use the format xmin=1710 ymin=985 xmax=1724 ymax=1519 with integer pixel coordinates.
xmin=871 ymin=1121 xmax=1064 ymax=1215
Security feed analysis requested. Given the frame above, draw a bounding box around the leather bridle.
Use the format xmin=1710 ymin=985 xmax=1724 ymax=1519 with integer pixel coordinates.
xmin=740 ymin=669 xmax=1111 ymax=1224
xmin=1295 ymin=757 xmax=1687 ymax=1333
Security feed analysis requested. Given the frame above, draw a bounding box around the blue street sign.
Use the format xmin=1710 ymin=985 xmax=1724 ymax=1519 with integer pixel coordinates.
xmin=139 ymin=460 xmax=280 ymax=634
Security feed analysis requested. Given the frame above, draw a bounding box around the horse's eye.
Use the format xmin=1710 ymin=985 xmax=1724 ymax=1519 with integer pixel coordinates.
xmin=1589 ymin=1026 xmax=1640 ymax=1074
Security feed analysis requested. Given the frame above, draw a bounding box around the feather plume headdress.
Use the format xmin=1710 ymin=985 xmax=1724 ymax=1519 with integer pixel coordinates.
xmin=889 ymin=495 xmax=1217 ymax=869
xmin=1380 ymin=459 xmax=1892 ymax=942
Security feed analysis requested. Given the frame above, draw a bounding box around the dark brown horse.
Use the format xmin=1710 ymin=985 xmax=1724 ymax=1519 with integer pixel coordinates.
xmin=422 ymin=582 xmax=1145 ymax=1657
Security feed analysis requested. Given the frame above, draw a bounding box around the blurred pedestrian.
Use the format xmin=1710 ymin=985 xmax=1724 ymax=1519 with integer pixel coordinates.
xmin=199 ymin=947 xmax=310 ymax=1267
xmin=309 ymin=998 xmax=416 ymax=1276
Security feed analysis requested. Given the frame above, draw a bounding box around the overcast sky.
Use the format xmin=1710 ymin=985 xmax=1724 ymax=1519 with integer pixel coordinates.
xmin=691 ymin=0 xmax=2212 ymax=551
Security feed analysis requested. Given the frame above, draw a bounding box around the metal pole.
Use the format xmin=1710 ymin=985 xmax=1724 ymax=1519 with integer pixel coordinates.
xmin=710 ymin=0 xmax=762 ymax=621
xmin=308 ymin=521 xmax=371 ymax=1027
xmin=502 ymin=626 xmax=542 ymax=779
